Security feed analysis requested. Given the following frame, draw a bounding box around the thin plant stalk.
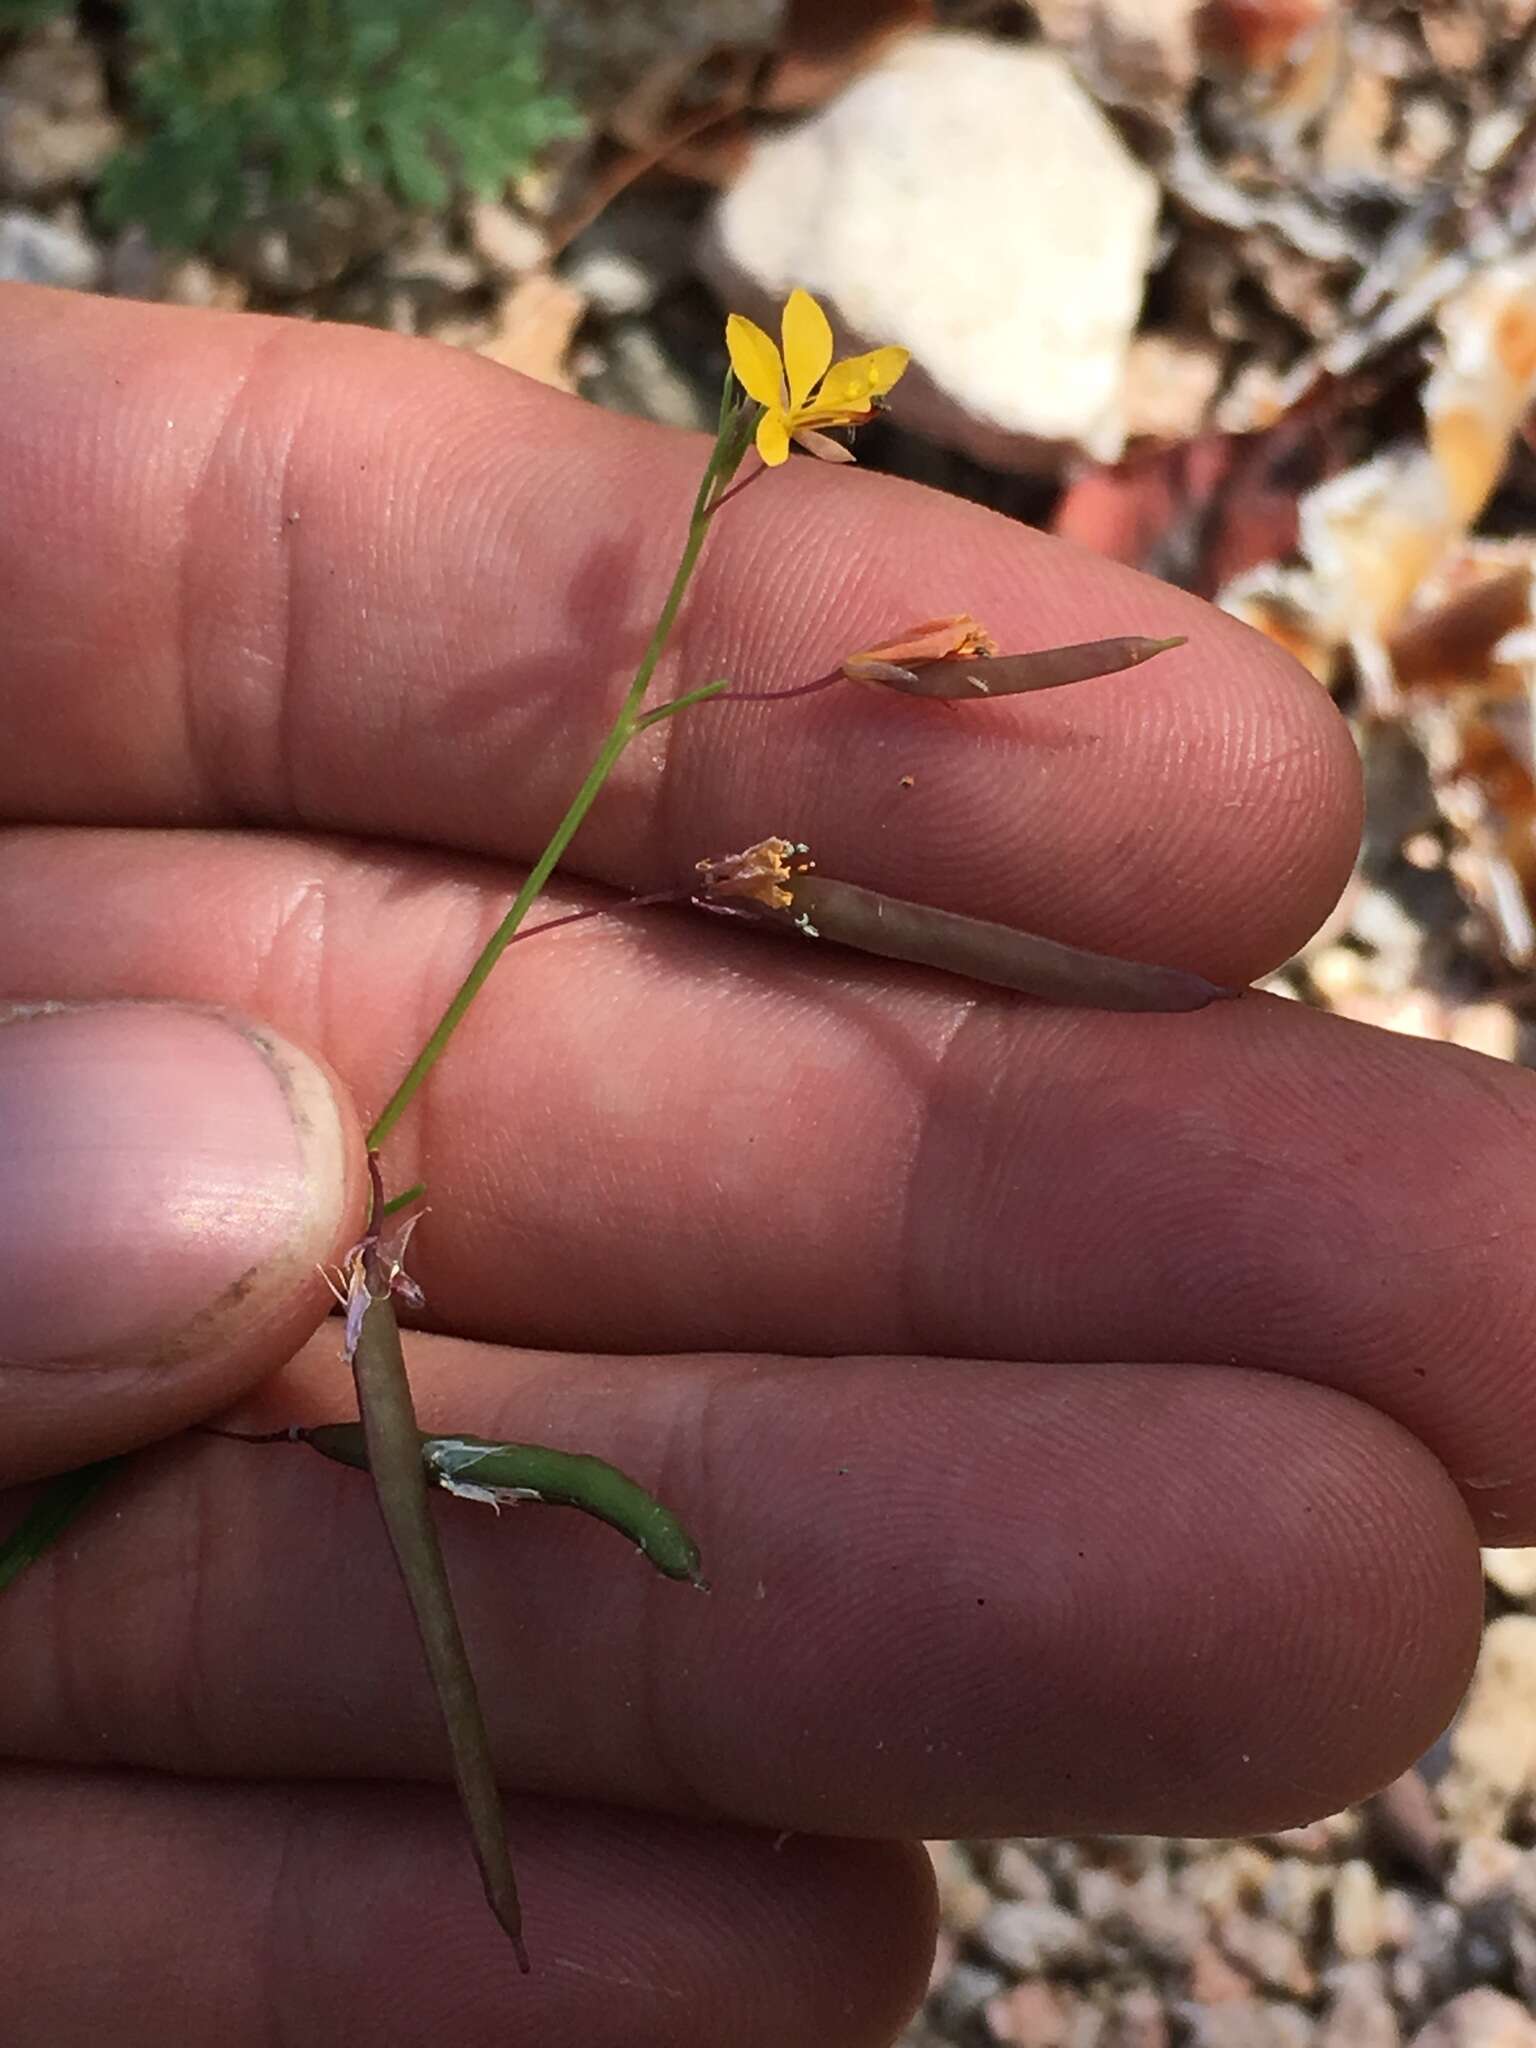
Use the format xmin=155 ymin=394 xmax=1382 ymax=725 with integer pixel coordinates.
xmin=341 ymin=391 xmax=755 ymax=1970
xmin=367 ymin=411 xmax=753 ymax=1153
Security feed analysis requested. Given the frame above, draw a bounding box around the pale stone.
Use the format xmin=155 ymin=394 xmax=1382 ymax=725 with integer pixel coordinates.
xmin=466 ymin=198 xmax=549 ymax=280
xmin=1177 ymin=2001 xmax=1316 ymax=2048
xmin=1103 ymin=1987 xmax=1170 ymax=2048
xmin=979 ymin=1899 xmax=1095 ymax=1975
xmin=1443 ymin=1614 xmax=1536 ymax=1834
xmin=992 ymin=1843 xmax=1055 ymax=1902
xmin=0 ymin=21 xmax=120 ymax=198
xmin=987 ymin=1979 xmax=1096 ymax=2048
xmin=1482 ymin=1545 xmax=1536 ymax=1597
xmin=1120 ymin=332 xmax=1225 ymax=441
xmin=1214 ymin=1912 xmax=1315 ymax=1997
xmin=1262 ymin=1857 xmax=1333 ymax=1937
xmin=1447 ymin=1834 xmax=1523 ymax=1907
xmin=1408 ymin=1991 xmax=1536 ymax=2048
xmin=1450 ymin=1005 xmax=1518 ymax=1061
xmin=1332 ymin=1859 xmax=1386 ymax=1960
xmin=705 ymin=32 xmax=1160 ymax=466
xmin=0 ymin=204 xmax=97 ymax=289
xmin=1318 ymin=1962 xmax=1401 ymax=2048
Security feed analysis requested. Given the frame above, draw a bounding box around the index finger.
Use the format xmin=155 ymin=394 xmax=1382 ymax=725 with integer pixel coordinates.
xmin=0 ymin=283 xmax=1357 ymax=982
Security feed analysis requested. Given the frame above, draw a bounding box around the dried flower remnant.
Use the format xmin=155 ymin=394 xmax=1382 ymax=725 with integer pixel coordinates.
xmin=722 ymin=614 xmax=1188 ymax=709
xmin=726 ymin=286 xmax=909 ymax=465
xmin=322 ymin=1204 xmax=426 ymax=1363
xmin=841 ymin=614 xmax=1188 ymax=699
xmin=695 ymin=839 xmax=1235 ymax=1013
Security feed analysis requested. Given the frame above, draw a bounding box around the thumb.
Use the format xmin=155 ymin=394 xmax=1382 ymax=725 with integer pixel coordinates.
xmin=0 ymin=1001 xmax=364 ymax=1484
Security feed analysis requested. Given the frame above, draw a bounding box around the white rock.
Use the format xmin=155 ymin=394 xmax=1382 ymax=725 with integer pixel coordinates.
xmin=1483 ymin=1545 xmax=1536 ymax=1598
xmin=0 ymin=204 xmax=97 ymax=289
xmin=466 ymin=198 xmax=548 ymax=280
xmin=1448 ymin=1835 xmax=1523 ymax=1907
xmin=978 ymin=1899 xmax=1094 ymax=1974
xmin=0 ymin=22 xmax=120 ymax=198
xmin=1262 ymin=1858 xmax=1333 ymax=1937
xmin=1318 ymin=1962 xmax=1401 ymax=2048
xmin=1331 ymin=1859 xmax=1385 ymax=1961
xmin=1176 ymin=2002 xmax=1315 ymax=2048
xmin=1408 ymin=1991 xmax=1536 ymax=2048
xmin=1443 ymin=1613 xmax=1536 ymax=1833
xmin=992 ymin=1843 xmax=1055 ymax=1902
xmin=704 ymin=31 xmax=1159 ymax=467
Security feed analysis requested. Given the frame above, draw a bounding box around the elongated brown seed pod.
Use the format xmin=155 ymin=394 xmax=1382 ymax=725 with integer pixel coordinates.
xmin=784 ymin=876 xmax=1231 ymax=1010
xmin=849 ymin=633 xmax=1186 ymax=698
xmin=694 ymin=841 xmax=1235 ymax=1012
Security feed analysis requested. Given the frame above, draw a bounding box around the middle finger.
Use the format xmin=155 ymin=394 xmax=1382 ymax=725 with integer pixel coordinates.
xmin=4 ymin=823 xmax=1536 ymax=1532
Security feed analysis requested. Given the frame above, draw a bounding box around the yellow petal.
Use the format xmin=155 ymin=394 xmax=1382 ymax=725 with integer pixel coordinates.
xmin=726 ymin=313 xmax=787 ymax=410
xmin=755 ymin=409 xmax=792 ymax=466
xmin=814 ymin=345 xmax=911 ymax=416
xmin=781 ymin=288 xmax=834 ymax=412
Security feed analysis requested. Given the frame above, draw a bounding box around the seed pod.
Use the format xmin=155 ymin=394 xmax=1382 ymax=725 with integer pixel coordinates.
xmin=845 ymin=633 xmax=1187 ymax=699
xmin=694 ymin=839 xmax=1235 ymax=1013
xmin=303 ymin=1423 xmax=706 ymax=1586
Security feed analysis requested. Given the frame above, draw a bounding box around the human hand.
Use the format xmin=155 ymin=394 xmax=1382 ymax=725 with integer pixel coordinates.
xmin=0 ymin=282 xmax=1519 ymax=2046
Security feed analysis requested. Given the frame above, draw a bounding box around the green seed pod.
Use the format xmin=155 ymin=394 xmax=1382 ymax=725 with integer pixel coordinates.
xmin=303 ymin=1424 xmax=706 ymax=1586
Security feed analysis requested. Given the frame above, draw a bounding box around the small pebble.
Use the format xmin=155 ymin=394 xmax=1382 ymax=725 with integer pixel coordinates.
xmin=1318 ymin=1961 xmax=1402 ymax=2048
xmin=1333 ymin=1859 xmax=1387 ymax=1960
xmin=929 ymin=1961 xmax=1009 ymax=2036
xmin=0 ymin=203 xmax=97 ymax=288
xmin=978 ymin=1900 xmax=1095 ymax=1976
xmin=1176 ymin=1998 xmax=1316 ymax=2048
xmin=1102 ymin=1986 xmax=1170 ymax=2048
xmin=1447 ymin=1837 xmax=1522 ymax=1908
xmin=1407 ymin=1989 xmax=1536 ymax=2048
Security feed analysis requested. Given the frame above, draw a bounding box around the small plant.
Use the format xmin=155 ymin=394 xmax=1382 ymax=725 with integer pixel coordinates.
xmin=95 ymin=0 xmax=578 ymax=251
xmin=0 ymin=288 xmax=1224 ymax=1968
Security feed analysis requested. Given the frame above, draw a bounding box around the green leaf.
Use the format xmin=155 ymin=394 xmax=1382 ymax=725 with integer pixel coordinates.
xmin=91 ymin=0 xmax=577 ymax=255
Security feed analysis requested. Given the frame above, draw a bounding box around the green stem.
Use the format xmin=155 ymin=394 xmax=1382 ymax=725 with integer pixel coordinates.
xmin=633 ymin=676 xmax=731 ymax=733
xmin=366 ymin=412 xmax=754 ymax=1153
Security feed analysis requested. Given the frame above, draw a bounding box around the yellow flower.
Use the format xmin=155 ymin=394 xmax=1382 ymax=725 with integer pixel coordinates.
xmin=725 ymin=288 xmax=910 ymax=467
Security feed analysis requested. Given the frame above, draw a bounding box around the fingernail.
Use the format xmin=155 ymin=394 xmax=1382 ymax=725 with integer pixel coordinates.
xmin=0 ymin=1004 xmax=349 ymax=1367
